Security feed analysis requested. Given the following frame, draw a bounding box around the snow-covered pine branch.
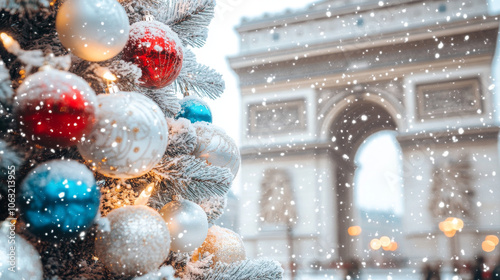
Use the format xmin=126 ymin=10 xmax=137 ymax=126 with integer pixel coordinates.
xmin=0 ymin=60 xmax=13 ymax=104
xmin=120 ymin=0 xmax=170 ymax=25
xmin=198 ymin=196 xmax=226 ymax=225
xmin=150 ymin=155 xmax=233 ymax=208
xmin=143 ymin=89 xmax=181 ymax=118
xmin=202 ymin=259 xmax=284 ymax=280
xmin=166 ymin=118 xmax=198 ymax=157
xmin=0 ymin=0 xmax=50 ymax=15
xmin=0 ymin=60 xmax=13 ymax=128
xmin=172 ymin=49 xmax=224 ymax=99
xmin=164 ymin=0 xmax=215 ymax=48
xmin=133 ymin=265 xmax=178 ymax=280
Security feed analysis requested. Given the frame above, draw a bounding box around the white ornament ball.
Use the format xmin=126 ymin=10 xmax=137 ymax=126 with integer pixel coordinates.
xmin=56 ymin=0 xmax=130 ymax=61
xmin=0 ymin=221 xmax=43 ymax=280
xmin=193 ymin=123 xmax=241 ymax=178
xmin=95 ymin=205 xmax=170 ymax=276
xmin=78 ymin=92 xmax=168 ymax=179
xmin=159 ymin=199 xmax=208 ymax=253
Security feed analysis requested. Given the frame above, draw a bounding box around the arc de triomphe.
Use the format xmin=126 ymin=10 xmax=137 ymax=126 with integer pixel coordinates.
xmin=229 ymin=0 xmax=500 ymax=270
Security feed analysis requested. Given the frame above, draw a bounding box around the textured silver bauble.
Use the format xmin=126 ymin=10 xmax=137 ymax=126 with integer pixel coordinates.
xmin=159 ymin=199 xmax=208 ymax=252
xmin=193 ymin=123 xmax=241 ymax=178
xmin=95 ymin=205 xmax=171 ymax=276
xmin=56 ymin=0 xmax=130 ymax=61
xmin=0 ymin=221 xmax=43 ymax=280
xmin=78 ymin=92 xmax=169 ymax=179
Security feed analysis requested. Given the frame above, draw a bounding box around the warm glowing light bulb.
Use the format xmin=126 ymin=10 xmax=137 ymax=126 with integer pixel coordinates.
xmin=103 ymin=71 xmax=117 ymax=82
xmin=134 ymin=183 xmax=155 ymax=205
xmin=1 ymin=33 xmax=13 ymax=48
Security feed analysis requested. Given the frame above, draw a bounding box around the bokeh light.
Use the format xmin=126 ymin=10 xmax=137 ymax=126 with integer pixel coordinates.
xmin=347 ymin=226 xmax=362 ymax=236
xmin=482 ymin=240 xmax=496 ymax=252
xmin=444 ymin=230 xmax=456 ymax=238
xmin=370 ymin=239 xmax=382 ymax=250
xmin=485 ymin=235 xmax=499 ymax=246
xmin=380 ymin=236 xmax=391 ymax=247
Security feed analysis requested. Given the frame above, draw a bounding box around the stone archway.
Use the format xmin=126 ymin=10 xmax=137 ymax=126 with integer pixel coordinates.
xmin=230 ymin=0 xmax=500 ymax=272
xmin=328 ymin=96 xmax=399 ymax=259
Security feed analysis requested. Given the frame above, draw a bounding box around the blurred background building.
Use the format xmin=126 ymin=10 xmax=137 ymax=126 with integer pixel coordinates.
xmin=229 ymin=0 xmax=500 ymax=278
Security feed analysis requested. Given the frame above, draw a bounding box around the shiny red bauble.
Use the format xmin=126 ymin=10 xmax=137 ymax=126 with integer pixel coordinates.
xmin=14 ymin=69 xmax=98 ymax=148
xmin=122 ymin=20 xmax=184 ymax=89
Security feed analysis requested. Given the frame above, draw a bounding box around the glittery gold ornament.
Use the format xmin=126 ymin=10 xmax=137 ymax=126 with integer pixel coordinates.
xmin=192 ymin=225 xmax=246 ymax=265
xmin=193 ymin=123 xmax=240 ymax=179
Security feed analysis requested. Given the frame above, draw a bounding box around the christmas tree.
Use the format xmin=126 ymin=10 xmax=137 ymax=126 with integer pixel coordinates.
xmin=0 ymin=0 xmax=283 ymax=279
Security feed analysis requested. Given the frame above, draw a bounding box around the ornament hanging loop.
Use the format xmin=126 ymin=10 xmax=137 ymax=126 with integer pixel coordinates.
xmin=143 ymin=11 xmax=155 ymax=22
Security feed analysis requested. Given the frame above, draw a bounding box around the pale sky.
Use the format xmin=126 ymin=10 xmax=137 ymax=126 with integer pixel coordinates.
xmin=193 ymin=0 xmax=317 ymax=143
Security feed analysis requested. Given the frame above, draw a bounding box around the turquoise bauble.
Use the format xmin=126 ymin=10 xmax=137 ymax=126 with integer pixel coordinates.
xmin=19 ymin=160 xmax=100 ymax=240
xmin=176 ymin=97 xmax=212 ymax=123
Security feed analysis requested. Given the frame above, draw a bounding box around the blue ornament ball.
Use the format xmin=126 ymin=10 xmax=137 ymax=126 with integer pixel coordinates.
xmin=176 ymin=97 xmax=212 ymax=123
xmin=20 ymin=160 xmax=100 ymax=239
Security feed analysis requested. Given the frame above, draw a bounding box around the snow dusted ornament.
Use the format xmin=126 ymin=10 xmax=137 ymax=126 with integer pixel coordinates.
xmin=56 ymin=0 xmax=130 ymax=62
xmin=193 ymin=123 xmax=241 ymax=178
xmin=176 ymin=96 xmax=213 ymax=123
xmin=0 ymin=222 xmax=43 ymax=280
xmin=14 ymin=67 xmax=98 ymax=148
xmin=159 ymin=196 xmax=209 ymax=253
xmin=78 ymin=91 xmax=169 ymax=179
xmin=19 ymin=160 xmax=100 ymax=239
xmin=122 ymin=16 xmax=183 ymax=89
xmin=192 ymin=225 xmax=246 ymax=266
xmin=95 ymin=205 xmax=171 ymax=276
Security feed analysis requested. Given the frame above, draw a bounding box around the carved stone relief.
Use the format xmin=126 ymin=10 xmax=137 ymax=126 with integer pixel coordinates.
xmin=429 ymin=155 xmax=474 ymax=219
xmin=260 ymin=169 xmax=297 ymax=227
xmin=248 ymin=99 xmax=307 ymax=136
xmin=416 ymin=78 xmax=482 ymax=120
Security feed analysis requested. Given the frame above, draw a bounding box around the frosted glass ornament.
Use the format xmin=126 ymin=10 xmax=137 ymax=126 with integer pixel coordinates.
xmin=0 ymin=222 xmax=43 ymax=280
xmin=159 ymin=199 xmax=208 ymax=252
xmin=78 ymin=92 xmax=168 ymax=179
xmin=95 ymin=205 xmax=170 ymax=276
xmin=193 ymin=123 xmax=241 ymax=178
xmin=56 ymin=0 xmax=130 ymax=61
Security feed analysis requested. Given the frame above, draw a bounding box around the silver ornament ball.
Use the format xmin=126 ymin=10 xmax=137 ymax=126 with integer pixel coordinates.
xmin=0 ymin=221 xmax=43 ymax=280
xmin=193 ymin=123 xmax=241 ymax=179
xmin=78 ymin=92 xmax=169 ymax=179
xmin=95 ymin=205 xmax=171 ymax=276
xmin=56 ymin=0 xmax=130 ymax=61
xmin=159 ymin=199 xmax=208 ymax=253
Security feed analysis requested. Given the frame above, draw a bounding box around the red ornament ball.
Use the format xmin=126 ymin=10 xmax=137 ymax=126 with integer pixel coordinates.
xmin=14 ymin=69 xmax=98 ymax=148
xmin=122 ymin=20 xmax=183 ymax=89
